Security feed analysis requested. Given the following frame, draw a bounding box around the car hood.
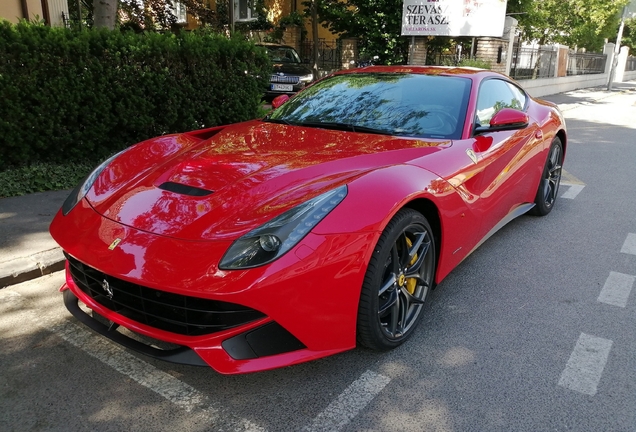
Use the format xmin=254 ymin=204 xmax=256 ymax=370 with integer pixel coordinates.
xmin=272 ymin=63 xmax=313 ymax=76
xmin=86 ymin=120 xmax=448 ymax=241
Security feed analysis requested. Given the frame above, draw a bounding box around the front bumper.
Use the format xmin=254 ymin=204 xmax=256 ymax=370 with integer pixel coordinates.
xmin=51 ymin=200 xmax=376 ymax=374
xmin=63 ymin=288 xmax=208 ymax=366
xmin=60 ymin=256 xmax=355 ymax=374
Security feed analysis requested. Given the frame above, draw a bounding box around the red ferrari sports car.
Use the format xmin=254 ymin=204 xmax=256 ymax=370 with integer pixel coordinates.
xmin=50 ymin=66 xmax=566 ymax=374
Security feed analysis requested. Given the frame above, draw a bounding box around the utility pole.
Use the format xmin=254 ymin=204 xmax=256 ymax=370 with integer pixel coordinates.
xmin=311 ymin=0 xmax=319 ymax=78
xmin=229 ymin=0 xmax=235 ymax=34
xmin=607 ymin=6 xmax=627 ymax=91
xmin=608 ymin=1 xmax=636 ymax=90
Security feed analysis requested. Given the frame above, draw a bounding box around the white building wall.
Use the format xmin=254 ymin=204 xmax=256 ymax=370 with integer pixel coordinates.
xmin=48 ymin=0 xmax=69 ymax=27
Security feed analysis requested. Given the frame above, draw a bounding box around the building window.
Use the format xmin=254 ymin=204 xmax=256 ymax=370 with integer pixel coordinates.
xmin=235 ymin=0 xmax=256 ymax=21
xmin=174 ymin=2 xmax=187 ymax=24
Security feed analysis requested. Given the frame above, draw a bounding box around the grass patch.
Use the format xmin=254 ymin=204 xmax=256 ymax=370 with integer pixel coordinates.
xmin=457 ymin=58 xmax=492 ymax=69
xmin=0 ymin=161 xmax=95 ymax=198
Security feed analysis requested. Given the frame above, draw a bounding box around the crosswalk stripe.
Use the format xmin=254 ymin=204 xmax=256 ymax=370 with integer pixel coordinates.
xmin=558 ymin=333 xmax=612 ymax=396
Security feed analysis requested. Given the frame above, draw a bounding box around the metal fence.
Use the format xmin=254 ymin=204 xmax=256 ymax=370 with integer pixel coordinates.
xmin=626 ymin=56 xmax=636 ymax=72
xmin=61 ymin=11 xmax=82 ymax=29
xmin=567 ymin=52 xmax=606 ymax=76
xmin=299 ymin=39 xmax=342 ymax=71
xmin=509 ymin=45 xmax=557 ymax=80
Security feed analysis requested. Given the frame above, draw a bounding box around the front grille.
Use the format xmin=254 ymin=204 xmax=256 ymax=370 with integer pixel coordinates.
xmin=271 ymin=75 xmax=299 ymax=84
xmin=65 ymin=253 xmax=265 ymax=336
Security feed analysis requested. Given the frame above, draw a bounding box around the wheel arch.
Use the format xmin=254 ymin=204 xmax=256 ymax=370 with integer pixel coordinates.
xmin=319 ymin=164 xmax=466 ymax=285
xmin=404 ymin=198 xmax=442 ymax=287
xmin=556 ymin=129 xmax=567 ymax=158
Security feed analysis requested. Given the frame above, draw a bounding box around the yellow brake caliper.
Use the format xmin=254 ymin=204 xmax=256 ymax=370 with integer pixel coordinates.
xmin=405 ymin=237 xmax=418 ymax=295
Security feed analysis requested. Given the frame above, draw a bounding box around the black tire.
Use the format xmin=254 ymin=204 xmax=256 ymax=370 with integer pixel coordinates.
xmin=357 ymin=208 xmax=436 ymax=351
xmin=529 ymin=137 xmax=563 ymax=216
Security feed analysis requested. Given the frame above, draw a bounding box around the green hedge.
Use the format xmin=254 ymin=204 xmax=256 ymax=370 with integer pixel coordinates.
xmin=0 ymin=22 xmax=271 ymax=170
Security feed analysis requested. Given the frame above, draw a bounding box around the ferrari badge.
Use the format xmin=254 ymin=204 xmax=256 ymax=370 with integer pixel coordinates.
xmin=108 ymin=238 xmax=122 ymax=250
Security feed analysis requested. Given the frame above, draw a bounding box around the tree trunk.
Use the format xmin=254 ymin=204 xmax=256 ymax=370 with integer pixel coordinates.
xmin=93 ymin=0 xmax=118 ymax=29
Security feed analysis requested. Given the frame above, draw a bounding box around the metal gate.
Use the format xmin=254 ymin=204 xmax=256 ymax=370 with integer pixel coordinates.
xmin=300 ymin=39 xmax=342 ymax=71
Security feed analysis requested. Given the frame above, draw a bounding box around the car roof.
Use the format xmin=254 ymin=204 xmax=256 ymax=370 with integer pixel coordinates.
xmin=332 ymin=65 xmax=503 ymax=80
xmin=255 ymin=43 xmax=296 ymax=50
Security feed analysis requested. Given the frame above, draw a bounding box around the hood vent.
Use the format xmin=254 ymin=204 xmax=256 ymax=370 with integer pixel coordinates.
xmin=158 ymin=182 xmax=213 ymax=197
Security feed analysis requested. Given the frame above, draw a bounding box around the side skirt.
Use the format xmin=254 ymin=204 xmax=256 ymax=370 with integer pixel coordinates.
xmin=465 ymin=203 xmax=535 ymax=261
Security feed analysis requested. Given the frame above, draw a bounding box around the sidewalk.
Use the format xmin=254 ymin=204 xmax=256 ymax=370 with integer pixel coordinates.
xmin=541 ymin=81 xmax=636 ymax=111
xmin=0 ymin=190 xmax=68 ymax=286
xmin=1 ymin=81 xmax=634 ymax=288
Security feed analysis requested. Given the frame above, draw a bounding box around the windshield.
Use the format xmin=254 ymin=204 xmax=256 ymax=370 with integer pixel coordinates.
xmin=265 ymin=46 xmax=301 ymax=64
xmin=265 ymin=73 xmax=471 ymax=139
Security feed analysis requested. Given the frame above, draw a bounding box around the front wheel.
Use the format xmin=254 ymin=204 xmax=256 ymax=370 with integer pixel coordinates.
xmin=530 ymin=137 xmax=563 ymax=216
xmin=357 ymin=209 xmax=436 ymax=351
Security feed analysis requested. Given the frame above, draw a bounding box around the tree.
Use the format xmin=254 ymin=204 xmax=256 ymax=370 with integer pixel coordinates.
xmin=620 ymin=17 xmax=636 ymax=53
xmin=511 ymin=0 xmax=629 ymax=51
xmin=316 ymin=0 xmax=409 ymax=65
xmin=119 ymin=0 xmax=177 ymax=30
xmin=75 ymin=0 xmax=217 ymax=31
xmin=316 ymin=0 xmax=623 ymax=65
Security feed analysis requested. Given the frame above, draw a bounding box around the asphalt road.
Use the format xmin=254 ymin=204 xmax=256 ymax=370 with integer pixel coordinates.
xmin=2 ymin=87 xmax=636 ymax=431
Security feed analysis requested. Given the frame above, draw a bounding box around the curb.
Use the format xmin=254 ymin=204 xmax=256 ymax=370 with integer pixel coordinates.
xmin=0 ymin=248 xmax=65 ymax=288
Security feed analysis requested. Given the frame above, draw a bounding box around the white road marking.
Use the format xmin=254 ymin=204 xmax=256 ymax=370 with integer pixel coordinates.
xmin=620 ymin=233 xmax=636 ymax=255
xmin=558 ymin=333 xmax=612 ymax=396
xmin=302 ymin=370 xmax=391 ymax=432
xmin=597 ymin=271 xmax=635 ymax=308
xmin=0 ymin=290 xmax=264 ymax=432
xmin=560 ymin=183 xmax=585 ymax=199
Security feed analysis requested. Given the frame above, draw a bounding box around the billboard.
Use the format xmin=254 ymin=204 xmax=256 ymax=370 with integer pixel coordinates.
xmin=402 ymin=0 xmax=508 ymax=37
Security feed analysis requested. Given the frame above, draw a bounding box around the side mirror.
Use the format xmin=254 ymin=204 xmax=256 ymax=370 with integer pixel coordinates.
xmin=272 ymin=94 xmax=290 ymax=109
xmin=475 ymin=108 xmax=529 ymax=134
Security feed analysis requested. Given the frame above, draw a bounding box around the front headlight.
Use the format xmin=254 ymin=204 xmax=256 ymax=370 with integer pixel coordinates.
xmin=61 ymin=150 xmax=123 ymax=216
xmin=219 ymin=185 xmax=348 ymax=270
xmin=299 ymin=73 xmax=314 ymax=83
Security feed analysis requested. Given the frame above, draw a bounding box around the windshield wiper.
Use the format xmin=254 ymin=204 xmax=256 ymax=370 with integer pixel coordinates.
xmin=296 ymin=121 xmax=391 ymax=135
xmin=262 ymin=117 xmax=294 ymax=126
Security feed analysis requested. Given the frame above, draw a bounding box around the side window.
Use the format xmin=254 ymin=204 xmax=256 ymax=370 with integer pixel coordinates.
xmin=506 ymin=82 xmax=527 ymax=109
xmin=475 ymin=79 xmax=525 ymax=127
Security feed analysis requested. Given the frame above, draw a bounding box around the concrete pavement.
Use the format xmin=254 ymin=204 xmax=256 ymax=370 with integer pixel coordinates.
xmin=1 ymin=81 xmax=634 ymax=288
xmin=0 ymin=190 xmax=68 ymax=286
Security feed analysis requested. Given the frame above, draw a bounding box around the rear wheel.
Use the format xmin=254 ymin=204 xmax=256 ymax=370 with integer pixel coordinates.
xmin=357 ymin=209 xmax=436 ymax=351
xmin=530 ymin=137 xmax=563 ymax=216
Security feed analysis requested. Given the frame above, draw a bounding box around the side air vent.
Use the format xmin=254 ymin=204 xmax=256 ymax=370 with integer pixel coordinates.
xmin=222 ymin=322 xmax=306 ymax=360
xmin=158 ymin=182 xmax=213 ymax=197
